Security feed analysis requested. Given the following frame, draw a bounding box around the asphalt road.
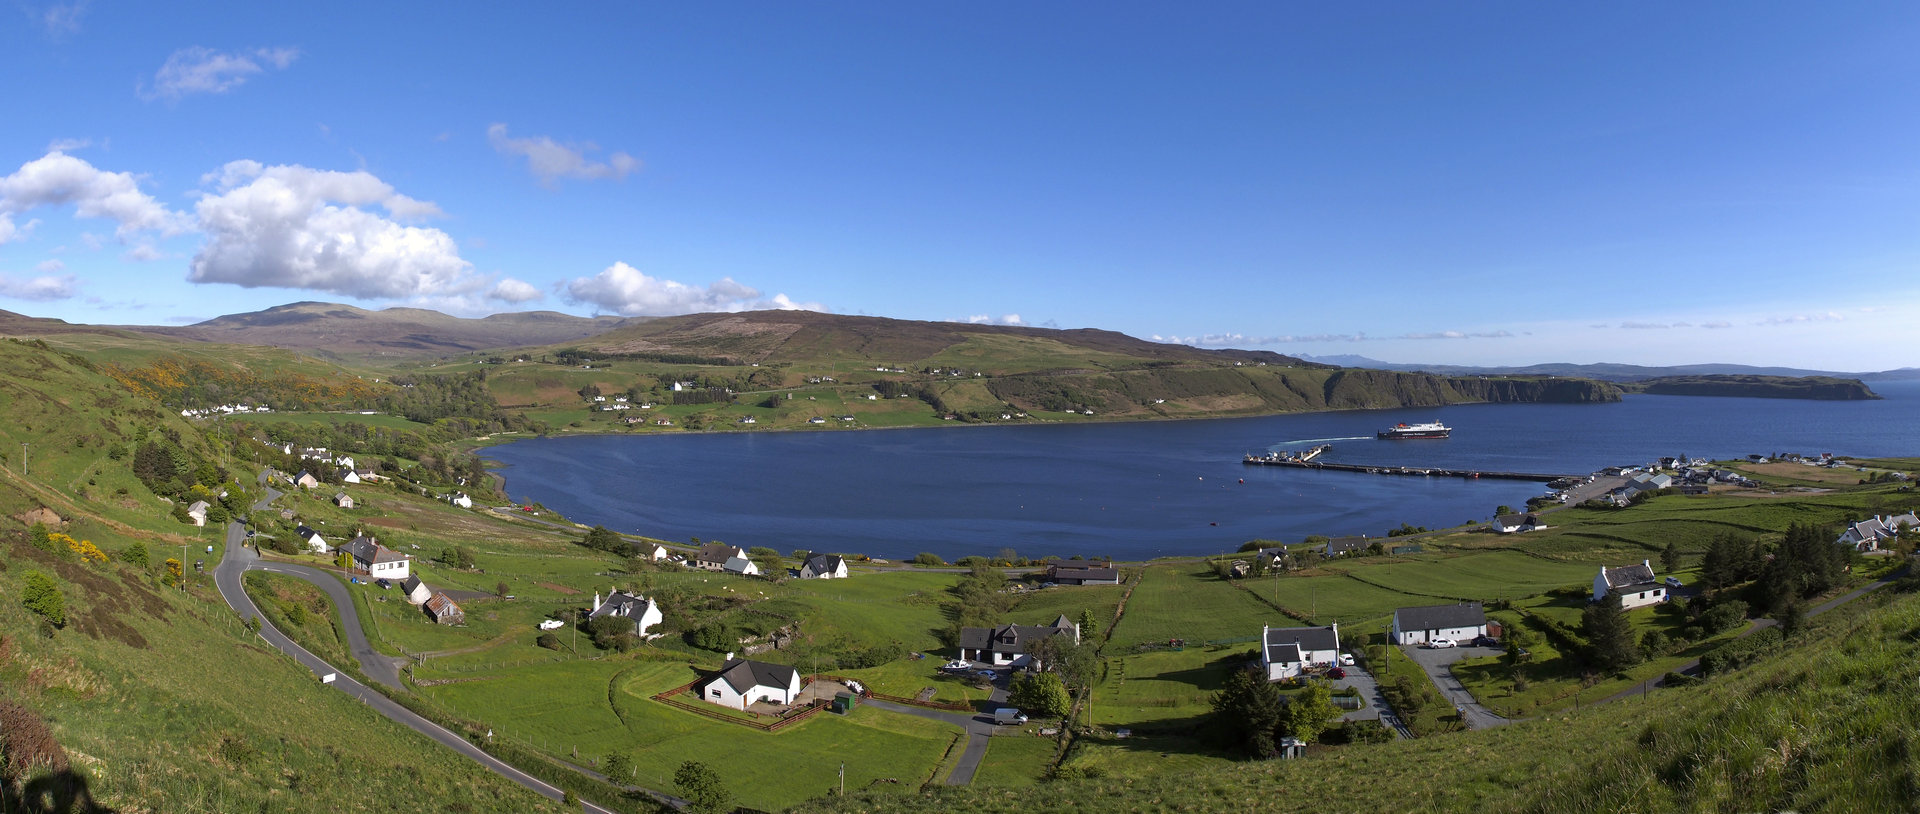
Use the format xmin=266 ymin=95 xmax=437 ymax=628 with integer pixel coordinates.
xmin=1401 ymin=643 xmax=1512 ymax=730
xmin=217 ymin=486 xmax=632 ymax=813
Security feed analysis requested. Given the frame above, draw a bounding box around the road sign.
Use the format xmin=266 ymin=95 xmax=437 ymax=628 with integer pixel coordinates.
xmin=322 ymin=673 xmax=337 ymax=684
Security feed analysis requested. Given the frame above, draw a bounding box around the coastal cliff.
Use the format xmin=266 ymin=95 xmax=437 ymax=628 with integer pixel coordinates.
xmin=983 ymin=367 xmax=1619 ymax=418
xmin=1623 ymin=374 xmax=1880 ymax=400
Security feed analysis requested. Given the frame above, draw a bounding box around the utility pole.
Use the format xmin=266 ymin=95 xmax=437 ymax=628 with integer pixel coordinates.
xmin=839 ymin=762 xmax=844 ymax=796
xmin=20 ymin=442 xmax=27 ymax=477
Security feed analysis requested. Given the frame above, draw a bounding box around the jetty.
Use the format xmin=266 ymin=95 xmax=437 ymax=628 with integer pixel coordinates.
xmin=1242 ymin=452 xmax=1580 ymax=483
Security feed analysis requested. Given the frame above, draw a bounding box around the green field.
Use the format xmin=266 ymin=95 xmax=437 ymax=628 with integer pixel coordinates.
xmin=1106 ymin=564 xmax=1280 ymax=648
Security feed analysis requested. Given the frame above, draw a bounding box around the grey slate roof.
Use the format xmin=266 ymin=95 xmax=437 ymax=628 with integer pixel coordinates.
xmin=696 ymin=543 xmax=745 ymax=565
xmin=295 ymin=524 xmax=320 ymax=540
xmin=1495 ymin=513 xmax=1537 ymax=528
xmin=1326 ymin=537 xmax=1372 ymax=555
xmin=802 ymin=553 xmax=845 ymax=576
xmin=1264 ymin=625 xmax=1339 ymax=659
xmin=713 ymin=658 xmax=799 ymax=695
xmin=342 ymin=535 xmax=406 ymax=565
xmin=957 ymin=617 xmax=1076 ymax=655
xmin=590 ymin=590 xmax=653 ymax=620
xmin=402 ymin=575 xmax=424 ymax=595
xmin=1602 ymin=563 xmax=1657 ymax=590
xmin=1394 ymin=602 xmax=1487 ymax=633
xmin=1267 ymin=642 xmax=1303 ymax=665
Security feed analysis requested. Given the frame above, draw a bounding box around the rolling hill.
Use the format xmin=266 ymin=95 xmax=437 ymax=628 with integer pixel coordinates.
xmin=125 ymin=301 xmax=640 ymax=363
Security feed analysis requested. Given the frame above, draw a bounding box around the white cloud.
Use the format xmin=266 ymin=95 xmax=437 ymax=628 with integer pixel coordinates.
xmin=142 ymin=46 xmax=300 ymax=101
xmin=964 ymin=314 xmax=1026 ymax=326
xmin=34 ymin=259 xmax=64 ymax=273
xmin=1701 ymin=321 xmax=1733 ymax=329
xmin=488 ymin=124 xmax=639 ymax=186
xmin=0 ymin=274 xmax=78 ymax=301
xmin=46 ymin=137 xmax=91 ymax=152
xmin=122 ymin=243 xmax=162 ymax=261
xmin=189 ymin=161 xmax=474 ymax=299
xmin=0 ymin=151 xmax=188 ymax=243
xmin=1759 ymin=311 xmax=1844 ymax=326
xmin=41 ymin=1 xmax=87 ymax=38
xmin=489 ymin=278 xmax=543 ymax=303
xmin=562 ymin=262 xmax=823 ymax=316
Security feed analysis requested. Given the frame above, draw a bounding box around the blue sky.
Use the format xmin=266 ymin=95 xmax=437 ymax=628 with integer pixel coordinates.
xmin=3 ymin=3 xmax=1918 ymax=370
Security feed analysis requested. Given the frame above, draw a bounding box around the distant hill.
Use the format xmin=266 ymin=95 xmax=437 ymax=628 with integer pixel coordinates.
xmin=576 ymin=309 xmax=1323 ymax=370
xmin=124 ymin=301 xmax=639 ymax=362
xmin=1297 ymin=354 xmax=1918 ymax=383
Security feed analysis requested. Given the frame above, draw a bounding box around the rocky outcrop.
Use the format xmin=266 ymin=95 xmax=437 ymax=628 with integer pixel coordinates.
xmin=1624 ymin=375 xmax=1880 ymax=400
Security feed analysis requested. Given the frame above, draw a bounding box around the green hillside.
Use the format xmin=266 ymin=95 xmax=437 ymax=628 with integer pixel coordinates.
xmin=0 ymin=337 xmax=566 ymax=813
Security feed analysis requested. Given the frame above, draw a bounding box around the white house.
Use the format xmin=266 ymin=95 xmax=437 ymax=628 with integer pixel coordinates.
xmin=342 ymin=535 xmax=411 ymax=581
xmin=401 ymin=575 xmax=432 ymax=605
xmin=295 ymin=525 xmax=328 ymax=553
xmin=186 ymin=500 xmax=210 ymax=527
xmin=333 ymin=492 xmax=355 ymax=509
xmin=589 ymin=590 xmax=663 ymax=635
xmin=1260 ymin=624 xmax=1340 ymax=681
xmin=338 ymin=469 xmax=362 ymax=485
xmin=1836 ymin=512 xmax=1920 ymax=552
xmin=799 ymin=553 xmax=848 ymax=579
xmin=957 ymin=615 xmax=1080 ymax=670
xmin=699 ymin=658 xmax=802 ymax=711
xmin=1594 ymin=560 xmax=1667 ymax=610
xmin=643 ymin=543 xmax=670 ymax=561
xmin=693 ymin=544 xmax=747 ymax=571
xmin=1391 ymin=602 xmax=1489 ymax=645
xmin=292 ymin=470 xmax=321 ymax=490
xmin=724 ymin=556 xmax=760 ymax=577
xmin=1493 ymin=513 xmax=1542 ymax=534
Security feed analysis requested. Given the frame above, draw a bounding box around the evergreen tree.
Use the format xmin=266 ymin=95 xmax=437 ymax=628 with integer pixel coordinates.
xmin=1660 ymin=540 xmax=1683 ymax=574
xmin=1209 ymin=669 xmax=1283 ymax=757
xmin=1582 ymin=593 xmax=1640 ymax=673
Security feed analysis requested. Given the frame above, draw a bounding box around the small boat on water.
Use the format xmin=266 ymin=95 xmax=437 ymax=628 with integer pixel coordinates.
xmin=1377 ymin=421 xmax=1450 ymax=439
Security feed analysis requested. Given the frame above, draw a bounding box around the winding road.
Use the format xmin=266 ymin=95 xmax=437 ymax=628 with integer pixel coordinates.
xmin=214 ymin=486 xmax=630 ymax=813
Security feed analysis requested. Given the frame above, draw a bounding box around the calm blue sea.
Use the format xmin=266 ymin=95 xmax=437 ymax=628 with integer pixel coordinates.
xmin=483 ymin=380 xmax=1920 ymax=561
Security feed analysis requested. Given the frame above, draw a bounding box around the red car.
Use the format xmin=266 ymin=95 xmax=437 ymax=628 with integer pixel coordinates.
xmin=1327 ymin=667 xmax=1347 ymax=679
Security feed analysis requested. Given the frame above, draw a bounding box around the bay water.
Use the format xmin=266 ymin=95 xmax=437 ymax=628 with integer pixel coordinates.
xmin=483 ymin=381 xmax=1920 ymax=561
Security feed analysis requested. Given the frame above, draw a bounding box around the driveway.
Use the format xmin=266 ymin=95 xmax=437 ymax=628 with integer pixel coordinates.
xmin=1327 ymin=663 xmax=1392 ymax=726
xmin=1402 ymin=643 xmax=1511 ymax=730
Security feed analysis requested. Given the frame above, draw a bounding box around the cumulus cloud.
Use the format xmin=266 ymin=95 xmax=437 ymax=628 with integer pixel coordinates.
xmin=142 ymin=46 xmax=300 ymax=101
xmin=188 ymin=160 xmax=476 ymax=299
xmin=489 ymin=278 xmax=543 ymax=303
xmin=0 ymin=273 xmax=79 ymax=301
xmin=0 ymin=151 xmax=188 ymax=243
xmin=488 ymin=124 xmax=639 ymax=186
xmin=964 ymin=314 xmax=1026 ymax=326
xmin=562 ymin=262 xmax=823 ymax=316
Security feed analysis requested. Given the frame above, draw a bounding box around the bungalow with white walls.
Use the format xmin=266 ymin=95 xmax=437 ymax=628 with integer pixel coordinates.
xmin=341 ymin=535 xmax=411 ymax=580
xmin=799 ymin=553 xmax=848 ymax=579
xmin=699 ymin=657 xmax=802 ymax=711
xmin=588 ymin=590 xmax=663 ymax=636
xmin=186 ymin=500 xmax=210 ymax=527
xmin=1261 ymin=624 xmax=1341 ymax=681
xmin=1391 ymin=602 xmax=1489 ymax=646
xmin=1594 ymin=560 xmax=1667 ymax=610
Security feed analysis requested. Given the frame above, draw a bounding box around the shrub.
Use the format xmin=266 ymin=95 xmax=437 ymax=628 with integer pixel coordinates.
xmin=21 ymin=571 xmax=65 ymax=627
xmin=912 ymin=552 xmax=945 ymax=566
xmin=537 ymin=633 xmax=561 ymax=651
xmin=122 ymin=540 xmax=150 ymax=568
xmin=1700 ymin=599 xmax=1750 ymax=634
xmin=1700 ymin=626 xmax=1784 ymax=676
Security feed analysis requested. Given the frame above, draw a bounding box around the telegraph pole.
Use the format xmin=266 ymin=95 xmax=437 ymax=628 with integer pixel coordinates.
xmin=20 ymin=442 xmax=27 ymax=477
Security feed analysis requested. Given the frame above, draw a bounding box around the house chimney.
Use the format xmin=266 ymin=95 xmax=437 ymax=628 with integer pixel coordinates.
xmin=592 ymin=592 xmax=600 ymax=612
xmin=1643 ymin=559 xmax=1651 ymax=571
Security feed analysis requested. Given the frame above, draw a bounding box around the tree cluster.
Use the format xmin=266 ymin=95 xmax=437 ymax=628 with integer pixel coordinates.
xmin=1208 ymin=670 xmax=1341 ymax=757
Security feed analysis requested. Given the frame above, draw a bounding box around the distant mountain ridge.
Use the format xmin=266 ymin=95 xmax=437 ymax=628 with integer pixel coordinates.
xmin=1295 ymin=354 xmax=1920 ymax=382
xmin=121 ymin=301 xmax=640 ymax=361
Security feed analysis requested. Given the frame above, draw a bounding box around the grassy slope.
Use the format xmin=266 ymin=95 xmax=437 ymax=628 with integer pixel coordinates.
xmin=797 ymin=584 xmax=1920 ymax=814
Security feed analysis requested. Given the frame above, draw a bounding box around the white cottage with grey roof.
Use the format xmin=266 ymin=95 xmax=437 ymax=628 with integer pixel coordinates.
xmin=700 ymin=658 xmax=802 ymax=711
xmin=588 ymin=589 xmax=663 ymax=636
xmin=1391 ymin=602 xmax=1488 ymax=645
xmin=1593 ymin=559 xmax=1666 ymax=610
xmin=1261 ymin=624 xmax=1340 ymax=681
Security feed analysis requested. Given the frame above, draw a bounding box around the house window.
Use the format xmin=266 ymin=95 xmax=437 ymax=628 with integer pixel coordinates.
xmin=710 ymin=689 xmax=721 ymax=699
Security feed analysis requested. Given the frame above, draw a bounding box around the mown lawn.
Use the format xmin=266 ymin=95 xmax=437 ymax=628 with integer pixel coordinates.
xmin=1091 ymin=647 xmax=1248 ymax=729
xmin=972 ymin=735 xmax=1060 ymax=787
xmin=1106 ymin=564 xmax=1280 ymax=648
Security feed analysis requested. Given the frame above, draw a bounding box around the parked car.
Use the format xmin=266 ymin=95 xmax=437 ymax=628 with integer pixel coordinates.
xmin=975 ymin=669 xmax=999 ymax=678
xmin=1665 ymin=576 xmax=1684 ymax=587
xmin=538 ymin=619 xmax=565 ymax=630
xmin=1327 ymin=667 xmax=1346 ymax=679
xmin=942 ymin=660 xmax=972 ymax=671
xmin=1471 ymin=635 xmax=1499 ymax=648
xmin=376 ymin=578 xmax=391 ymax=589
xmin=1338 ymin=653 xmax=1356 ymax=666
xmin=1426 ymin=639 xmax=1455 ymax=649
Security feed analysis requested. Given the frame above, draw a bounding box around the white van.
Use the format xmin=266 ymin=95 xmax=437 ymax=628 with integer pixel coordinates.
xmin=991 ymin=708 xmax=1028 ymax=725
